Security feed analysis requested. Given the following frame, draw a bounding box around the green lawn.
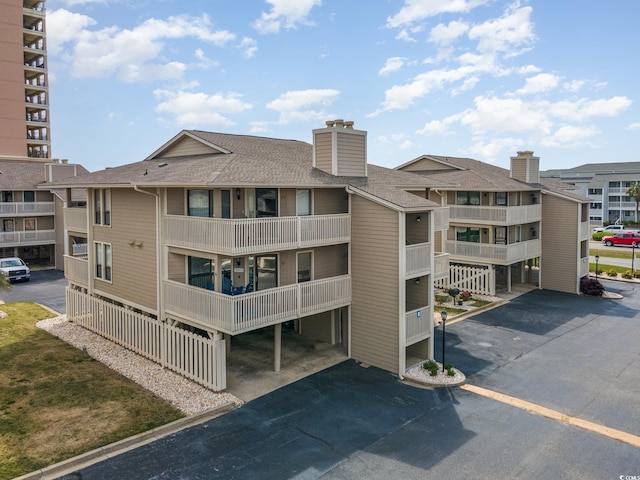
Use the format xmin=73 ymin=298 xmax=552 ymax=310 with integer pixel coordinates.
xmin=590 ymin=248 xmax=640 ymax=260
xmin=0 ymin=302 xmax=184 ymax=480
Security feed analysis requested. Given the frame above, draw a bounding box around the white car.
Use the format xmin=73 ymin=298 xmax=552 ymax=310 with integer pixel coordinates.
xmin=0 ymin=257 xmax=30 ymax=282
xmin=593 ymin=225 xmax=626 ymax=233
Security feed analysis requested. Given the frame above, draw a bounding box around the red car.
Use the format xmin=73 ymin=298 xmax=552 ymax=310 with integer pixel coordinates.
xmin=602 ymin=232 xmax=640 ymax=247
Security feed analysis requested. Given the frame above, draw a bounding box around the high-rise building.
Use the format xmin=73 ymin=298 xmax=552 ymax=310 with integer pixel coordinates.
xmin=0 ymin=0 xmax=50 ymax=159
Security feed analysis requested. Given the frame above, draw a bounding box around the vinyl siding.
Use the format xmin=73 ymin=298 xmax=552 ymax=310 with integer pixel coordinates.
xmin=314 ymin=132 xmax=333 ymax=173
xmin=166 ymin=188 xmax=184 ymax=215
xmin=541 ymin=194 xmax=579 ymax=293
xmin=279 ymin=250 xmax=297 ymax=286
xmin=91 ymin=188 xmax=158 ymax=311
xmin=350 ymin=195 xmax=400 ymax=373
xmin=158 ymin=137 xmax=218 ymax=158
xmin=167 ymin=252 xmax=185 ymax=283
xmin=336 ymin=134 xmax=366 ymax=177
xmin=280 ymin=188 xmax=297 ymax=216
xmin=300 ymin=311 xmax=333 ymax=343
xmin=401 ymin=158 xmax=450 ymax=172
xmin=510 ymin=159 xmax=527 ymax=182
xmin=54 ymin=197 xmax=64 ymax=269
xmin=314 ymin=188 xmax=348 ymax=215
xmin=313 ymin=244 xmax=349 ymax=280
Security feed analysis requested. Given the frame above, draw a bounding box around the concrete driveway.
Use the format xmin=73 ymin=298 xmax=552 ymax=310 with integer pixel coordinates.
xmin=0 ymin=269 xmax=67 ymax=314
xmin=54 ymin=279 xmax=640 ymax=479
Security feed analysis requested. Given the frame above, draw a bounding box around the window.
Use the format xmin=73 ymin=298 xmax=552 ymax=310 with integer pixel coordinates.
xmin=456 ymin=227 xmax=480 ymax=243
xmin=188 ymin=256 xmax=215 ymax=290
xmin=456 ymin=191 xmax=480 ymax=206
xmin=95 ymin=242 xmax=112 ymax=281
xmin=495 ymin=227 xmax=507 ymax=245
xmin=495 ymin=192 xmax=507 ymax=206
xmin=221 ymin=190 xmax=231 ymax=219
xmin=256 ymin=188 xmax=278 ymax=217
xmin=255 ymin=255 xmax=277 ymax=290
xmin=297 ymin=252 xmax=312 ymax=283
xmin=94 ymin=189 xmax=111 ymax=225
xmin=296 ymin=189 xmax=311 ymax=216
xmin=588 ymin=188 xmax=602 ymax=195
xmin=188 ymin=190 xmax=213 ymax=217
xmin=1 ymin=191 xmax=13 ymax=202
xmin=2 ymin=219 xmax=14 ymax=232
xmin=24 ymin=218 xmax=36 ymax=231
xmin=23 ymin=191 xmax=35 ymax=202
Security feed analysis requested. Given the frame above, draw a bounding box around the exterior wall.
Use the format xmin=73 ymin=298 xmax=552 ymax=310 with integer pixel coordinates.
xmin=350 ymin=195 xmax=400 ymax=373
xmin=400 ymin=157 xmax=449 ymax=172
xmin=300 ymin=311 xmax=333 ymax=343
xmin=166 ymin=188 xmax=184 ymax=215
xmin=158 ymin=137 xmax=217 ymax=158
xmin=91 ymin=188 xmax=158 ymax=312
xmin=53 ymin=194 xmax=63 ymax=268
xmin=280 ymin=188 xmax=297 ymax=216
xmin=336 ymin=133 xmax=366 ymax=177
xmin=313 ymin=244 xmax=348 ymax=280
xmin=279 ymin=250 xmax=296 ymax=286
xmin=313 ymin=132 xmax=333 ymax=174
xmin=167 ymin=252 xmax=185 ymax=283
xmin=540 ymin=194 xmax=580 ymax=293
xmin=314 ymin=188 xmax=348 ymax=214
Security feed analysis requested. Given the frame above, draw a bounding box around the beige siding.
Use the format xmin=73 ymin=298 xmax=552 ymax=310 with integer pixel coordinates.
xmin=38 ymin=216 xmax=54 ymax=229
xmin=158 ymin=137 xmax=218 ymax=158
xmin=400 ymin=158 xmax=449 ymax=172
xmin=54 ymin=196 xmax=64 ymax=269
xmin=336 ymin=133 xmax=366 ymax=177
xmin=167 ymin=252 xmax=185 ymax=282
xmin=279 ymin=250 xmax=297 ymax=286
xmin=540 ymin=194 xmax=579 ymax=293
xmin=314 ymin=244 xmax=349 ymax=280
xmin=280 ymin=188 xmax=297 ymax=217
xmin=300 ymin=311 xmax=333 ymax=343
xmin=314 ymin=132 xmax=333 ymax=173
xmin=510 ymin=159 xmax=527 ymax=182
xmin=314 ymin=188 xmax=348 ymax=215
xmin=36 ymin=190 xmax=52 ymax=202
xmin=166 ymin=188 xmax=184 ymax=215
xmin=91 ymin=188 xmax=158 ymax=311
xmin=350 ymin=195 xmax=400 ymax=373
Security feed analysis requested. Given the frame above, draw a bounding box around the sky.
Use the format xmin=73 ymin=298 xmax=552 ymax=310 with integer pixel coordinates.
xmin=44 ymin=0 xmax=640 ymax=173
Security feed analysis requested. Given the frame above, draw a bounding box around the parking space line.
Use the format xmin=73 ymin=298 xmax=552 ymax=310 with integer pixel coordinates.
xmin=461 ymin=384 xmax=640 ymax=448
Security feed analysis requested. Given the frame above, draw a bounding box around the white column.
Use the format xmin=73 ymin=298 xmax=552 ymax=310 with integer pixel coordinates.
xmin=274 ymin=323 xmax=282 ymax=372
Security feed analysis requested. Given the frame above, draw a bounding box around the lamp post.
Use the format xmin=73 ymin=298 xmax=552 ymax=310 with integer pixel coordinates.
xmin=595 ymin=255 xmax=600 ymax=280
xmin=440 ymin=309 xmax=448 ymax=373
xmin=633 ymin=244 xmax=636 ymax=275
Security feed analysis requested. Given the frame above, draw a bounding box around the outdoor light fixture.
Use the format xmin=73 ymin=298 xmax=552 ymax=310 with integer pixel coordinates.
xmin=416 ymin=215 xmax=421 ymax=222
xmin=235 ymin=188 xmax=241 ymax=200
xmin=235 ymin=258 xmax=241 ymax=267
xmin=440 ymin=309 xmax=448 ymax=373
xmin=415 ymin=277 xmax=420 ymax=285
xmin=595 ymin=254 xmax=600 ymax=280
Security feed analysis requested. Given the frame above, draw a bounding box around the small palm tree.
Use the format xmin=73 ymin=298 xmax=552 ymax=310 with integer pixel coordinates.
xmin=626 ymin=183 xmax=640 ymax=223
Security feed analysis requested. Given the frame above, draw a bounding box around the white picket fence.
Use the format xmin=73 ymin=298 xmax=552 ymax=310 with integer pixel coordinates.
xmin=435 ymin=264 xmax=495 ymax=296
xmin=66 ymin=288 xmax=226 ymax=391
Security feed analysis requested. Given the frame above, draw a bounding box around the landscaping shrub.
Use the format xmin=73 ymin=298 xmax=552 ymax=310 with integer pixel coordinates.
xmin=422 ymin=360 xmax=439 ymax=377
xmin=445 ymin=364 xmax=456 ymax=377
xmin=592 ymin=231 xmax=609 ymax=241
xmin=623 ymin=270 xmax=633 ymax=279
xmin=580 ymin=277 xmax=604 ymax=296
xmin=606 ymin=269 xmax=618 ymax=277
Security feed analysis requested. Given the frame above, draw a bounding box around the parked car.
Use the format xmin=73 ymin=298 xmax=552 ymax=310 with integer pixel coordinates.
xmin=601 ymin=232 xmax=640 ymax=247
xmin=594 ymin=225 xmax=626 ymax=233
xmin=0 ymin=257 xmax=31 ymax=282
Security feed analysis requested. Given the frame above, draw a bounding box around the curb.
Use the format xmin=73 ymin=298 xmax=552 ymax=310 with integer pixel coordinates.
xmin=402 ymin=367 xmax=467 ymax=389
xmin=14 ymin=402 xmax=236 ymax=480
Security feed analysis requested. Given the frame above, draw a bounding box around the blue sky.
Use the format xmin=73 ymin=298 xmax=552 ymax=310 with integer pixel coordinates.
xmin=45 ymin=0 xmax=639 ymax=173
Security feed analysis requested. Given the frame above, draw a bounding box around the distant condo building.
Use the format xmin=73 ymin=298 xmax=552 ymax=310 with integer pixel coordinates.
xmin=0 ymin=0 xmax=51 ymax=159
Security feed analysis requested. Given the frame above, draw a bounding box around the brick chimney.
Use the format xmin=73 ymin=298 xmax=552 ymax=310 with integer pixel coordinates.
xmin=313 ymin=119 xmax=367 ymax=177
xmin=510 ymin=151 xmax=540 ymax=184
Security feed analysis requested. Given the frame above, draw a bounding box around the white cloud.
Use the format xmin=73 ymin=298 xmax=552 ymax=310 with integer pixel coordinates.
xmin=60 ymin=0 xmax=106 ymax=5
xmin=379 ymin=57 xmax=409 ymax=76
xmin=549 ymin=96 xmax=632 ymax=122
xmin=541 ymin=125 xmax=600 ymax=147
xmin=466 ymin=136 xmax=522 ymax=163
xmin=429 ymin=20 xmax=469 ymax=45
xmin=46 ymin=9 xmax=96 ymax=56
xmin=563 ymin=80 xmax=585 ymax=93
xmin=252 ymin=0 xmax=322 ymax=34
xmin=239 ymin=37 xmax=258 ymax=59
xmin=517 ymin=73 xmax=560 ymax=95
xmin=267 ymin=89 xmax=340 ymax=124
xmin=627 ymin=123 xmax=640 ymax=131
xmin=416 ymin=119 xmax=452 ymax=135
xmin=154 ymin=90 xmax=252 ymax=126
xmin=468 ymin=4 xmax=535 ymax=55
xmin=386 ymin=0 xmax=487 ymax=28
xmin=49 ymin=10 xmax=236 ymax=82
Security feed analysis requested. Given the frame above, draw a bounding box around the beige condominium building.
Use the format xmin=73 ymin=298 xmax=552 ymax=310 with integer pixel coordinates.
xmin=397 ymin=151 xmax=591 ymax=295
xmin=53 ymin=121 xmax=451 ymax=390
xmin=1 ymin=0 xmax=51 ymax=160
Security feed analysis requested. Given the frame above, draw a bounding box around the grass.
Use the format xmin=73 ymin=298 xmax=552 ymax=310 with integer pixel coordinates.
xmin=589 ymin=263 xmax=633 ymax=276
xmin=0 ymin=302 xmax=184 ymax=480
xmin=434 ymin=305 xmax=466 ymax=316
xmin=590 ymin=248 xmax=640 ymax=260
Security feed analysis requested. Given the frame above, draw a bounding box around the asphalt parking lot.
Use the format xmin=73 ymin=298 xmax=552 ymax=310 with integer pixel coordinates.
xmin=0 ymin=269 xmax=67 ymax=314
xmin=55 ymin=279 xmax=640 ymax=480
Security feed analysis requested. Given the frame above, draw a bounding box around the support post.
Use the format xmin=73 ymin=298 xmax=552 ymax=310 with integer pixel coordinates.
xmin=274 ymin=323 xmax=282 ymax=372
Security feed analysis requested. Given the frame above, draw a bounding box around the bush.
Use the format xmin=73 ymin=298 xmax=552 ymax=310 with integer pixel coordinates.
xmin=623 ymin=270 xmax=633 ymax=279
xmin=606 ymin=269 xmax=618 ymax=277
xmin=580 ymin=277 xmax=604 ymax=296
xmin=422 ymin=360 xmax=439 ymax=377
xmin=445 ymin=364 xmax=456 ymax=377
xmin=592 ymin=231 xmax=609 ymax=241
xmin=634 ymin=271 xmax=640 ymax=279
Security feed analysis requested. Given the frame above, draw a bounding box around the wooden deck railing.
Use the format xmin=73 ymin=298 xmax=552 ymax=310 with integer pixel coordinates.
xmin=449 ymin=204 xmax=541 ymax=225
xmin=64 ymin=207 xmax=88 ymax=233
xmin=64 ymin=255 xmax=88 ymax=286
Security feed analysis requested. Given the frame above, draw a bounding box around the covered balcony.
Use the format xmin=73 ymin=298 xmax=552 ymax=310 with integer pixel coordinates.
xmin=0 ymin=202 xmax=54 ymax=216
xmin=64 ymin=255 xmax=88 ymax=286
xmin=163 ymin=213 xmax=350 ymax=256
xmin=64 ymin=207 xmax=88 ymax=233
xmin=162 ymin=274 xmax=351 ymax=335
xmin=445 ymin=238 xmax=541 ymax=265
xmin=449 ymin=204 xmax=541 ymax=226
xmin=0 ymin=229 xmax=55 ymax=246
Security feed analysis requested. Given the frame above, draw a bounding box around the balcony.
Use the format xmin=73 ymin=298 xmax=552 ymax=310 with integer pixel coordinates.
xmin=163 ymin=214 xmax=350 ymax=256
xmin=445 ymin=238 xmax=541 ymax=265
xmin=64 ymin=207 xmax=88 ymax=233
xmin=0 ymin=202 xmax=54 ymax=216
xmin=433 ymin=207 xmax=450 ymax=231
xmin=405 ymin=243 xmax=432 ymax=277
xmin=449 ymin=204 xmax=541 ymax=226
xmin=433 ymin=253 xmax=450 ymax=280
xmin=64 ymin=255 xmax=88 ymax=286
xmin=163 ymin=274 xmax=351 ymax=335
xmin=580 ymin=221 xmax=590 ymax=241
xmin=406 ymin=305 xmax=430 ymax=345
xmin=0 ymin=229 xmax=55 ymax=246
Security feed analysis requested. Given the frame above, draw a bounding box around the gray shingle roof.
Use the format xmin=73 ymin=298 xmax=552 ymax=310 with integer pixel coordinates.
xmin=0 ymin=161 xmax=47 ymax=189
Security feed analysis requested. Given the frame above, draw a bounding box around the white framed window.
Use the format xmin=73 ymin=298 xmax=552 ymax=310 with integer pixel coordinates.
xmin=23 ymin=191 xmax=35 ymax=202
xmin=296 ymin=189 xmax=311 ymax=216
xmin=94 ymin=189 xmax=111 ymax=225
xmin=95 ymin=241 xmax=112 ymax=281
xmin=24 ymin=218 xmax=36 ymax=231
xmin=297 ymin=251 xmax=312 ymax=283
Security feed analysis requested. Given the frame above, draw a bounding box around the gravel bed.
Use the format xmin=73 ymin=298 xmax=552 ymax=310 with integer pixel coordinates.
xmin=37 ymin=316 xmax=243 ymax=415
xmin=404 ymin=362 xmax=466 ymax=386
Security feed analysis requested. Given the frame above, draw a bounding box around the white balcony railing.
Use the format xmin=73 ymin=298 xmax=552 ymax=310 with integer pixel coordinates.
xmin=64 ymin=207 xmax=88 ymax=233
xmin=579 ymin=258 xmax=589 ymax=278
xmin=0 ymin=202 xmax=54 ymax=216
xmin=0 ymin=229 xmax=55 ymax=246
xmin=406 ymin=305 xmax=430 ymax=345
xmin=580 ymin=221 xmax=590 ymax=241
xmin=163 ymin=214 xmax=350 ymax=256
xmin=72 ymin=243 xmax=88 ymax=255
xmin=406 ymin=243 xmax=432 ymax=277
xmin=433 ymin=207 xmax=450 ymax=231
xmin=449 ymin=204 xmax=541 ymax=226
xmin=433 ymin=253 xmax=450 ymax=280
xmin=64 ymin=255 xmax=88 ymax=286
xmin=445 ymin=239 xmax=541 ymax=265
xmin=163 ymin=274 xmax=351 ymax=335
